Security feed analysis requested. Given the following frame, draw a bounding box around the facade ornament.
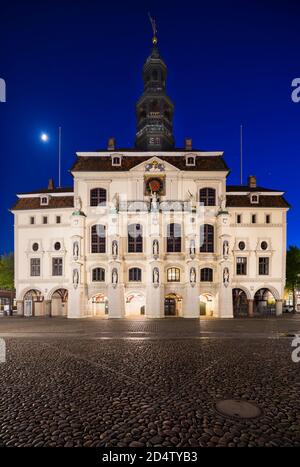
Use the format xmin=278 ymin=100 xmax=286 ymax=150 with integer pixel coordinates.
xmin=151 ymin=191 xmax=159 ymax=211
xmin=112 ymin=268 xmax=118 ymax=287
xmin=223 ymin=240 xmax=229 ymax=258
xmin=73 ymin=196 xmax=83 ymax=216
xmin=219 ymin=195 xmax=227 ymax=212
xmin=145 ymin=161 xmax=165 ymax=172
xmin=190 ymin=267 xmax=196 ymax=286
xmin=73 ymin=268 xmax=79 ymax=289
xmin=223 ymin=267 xmax=229 ymax=287
xmin=153 ymin=267 xmax=159 ymax=287
xmin=152 ymin=239 xmax=159 ymax=258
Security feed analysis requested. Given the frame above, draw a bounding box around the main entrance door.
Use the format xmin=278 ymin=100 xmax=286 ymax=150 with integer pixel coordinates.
xmin=164 ymin=298 xmax=176 ymax=316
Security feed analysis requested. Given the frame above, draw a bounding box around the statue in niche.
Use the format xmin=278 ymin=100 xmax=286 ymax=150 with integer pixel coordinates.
xmin=190 ymin=267 xmax=196 ymax=285
xmin=153 ymin=239 xmax=159 ymax=257
xmin=151 ymin=191 xmax=159 ymax=211
xmin=223 ymin=267 xmax=229 ymax=287
xmin=73 ymin=268 xmax=79 ymax=289
xmin=112 ymin=268 xmax=118 ymax=285
xmin=219 ymin=195 xmax=226 ymax=211
xmin=223 ymin=240 xmax=229 ymax=257
xmin=190 ymin=239 xmax=196 ymax=256
xmin=153 ymin=267 xmax=159 ymax=285
xmin=73 ymin=240 xmax=79 ymax=260
xmin=112 ymin=240 xmax=118 ymax=257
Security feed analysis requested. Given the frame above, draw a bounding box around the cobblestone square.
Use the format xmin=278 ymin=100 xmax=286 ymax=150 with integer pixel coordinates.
xmin=0 ymin=316 xmax=299 ymax=447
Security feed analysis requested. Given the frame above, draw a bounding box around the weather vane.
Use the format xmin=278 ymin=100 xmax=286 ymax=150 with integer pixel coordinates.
xmin=148 ymin=13 xmax=158 ymax=45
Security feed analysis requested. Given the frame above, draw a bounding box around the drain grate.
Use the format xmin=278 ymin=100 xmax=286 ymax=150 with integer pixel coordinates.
xmin=215 ymin=399 xmax=262 ymax=420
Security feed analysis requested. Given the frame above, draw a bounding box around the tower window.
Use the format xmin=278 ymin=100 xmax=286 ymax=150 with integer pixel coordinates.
xmin=91 ymin=225 xmax=106 ymax=253
xmin=200 ymin=224 xmax=214 ymax=253
xmin=167 ymin=223 xmax=181 ymax=253
xmin=128 ymin=224 xmax=143 ymax=253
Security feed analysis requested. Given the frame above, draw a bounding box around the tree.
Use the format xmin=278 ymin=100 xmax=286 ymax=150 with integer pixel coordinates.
xmin=0 ymin=253 xmax=14 ymax=290
xmin=286 ymin=246 xmax=300 ymax=311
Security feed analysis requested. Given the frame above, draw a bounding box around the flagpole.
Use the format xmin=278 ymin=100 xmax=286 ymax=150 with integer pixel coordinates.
xmin=58 ymin=126 xmax=62 ymax=188
xmin=240 ymin=124 xmax=243 ymax=185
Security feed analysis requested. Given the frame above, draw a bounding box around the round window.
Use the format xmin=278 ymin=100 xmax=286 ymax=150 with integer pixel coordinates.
xmin=238 ymin=241 xmax=246 ymax=251
xmin=54 ymin=242 xmax=61 ymax=251
xmin=261 ymin=241 xmax=268 ymax=250
xmin=32 ymin=242 xmax=39 ymax=252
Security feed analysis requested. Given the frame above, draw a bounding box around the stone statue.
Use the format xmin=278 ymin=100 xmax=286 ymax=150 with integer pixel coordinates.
xmin=112 ymin=268 xmax=118 ymax=285
xmin=190 ymin=267 xmax=196 ymax=284
xmin=73 ymin=241 xmax=79 ymax=259
xmin=223 ymin=240 xmax=229 ymax=257
xmin=190 ymin=239 xmax=196 ymax=256
xmin=219 ymin=195 xmax=226 ymax=211
xmin=153 ymin=239 xmax=159 ymax=256
xmin=153 ymin=267 xmax=159 ymax=285
xmin=151 ymin=191 xmax=159 ymax=211
xmin=223 ymin=267 xmax=229 ymax=287
xmin=73 ymin=268 xmax=79 ymax=289
xmin=112 ymin=240 xmax=118 ymax=257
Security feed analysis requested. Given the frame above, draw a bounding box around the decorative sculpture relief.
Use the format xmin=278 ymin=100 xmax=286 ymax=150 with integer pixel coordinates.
xmin=219 ymin=195 xmax=226 ymax=211
xmin=189 ymin=239 xmax=196 ymax=257
xmin=73 ymin=240 xmax=79 ymax=260
xmin=223 ymin=267 xmax=229 ymax=287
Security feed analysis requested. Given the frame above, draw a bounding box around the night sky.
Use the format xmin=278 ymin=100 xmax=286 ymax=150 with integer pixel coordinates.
xmin=1 ymin=0 xmax=299 ymax=254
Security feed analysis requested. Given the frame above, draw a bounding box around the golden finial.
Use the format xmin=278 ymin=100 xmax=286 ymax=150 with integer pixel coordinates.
xmin=148 ymin=13 xmax=158 ymax=45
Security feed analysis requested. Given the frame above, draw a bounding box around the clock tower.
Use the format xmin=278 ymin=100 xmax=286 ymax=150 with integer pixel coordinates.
xmin=135 ymin=32 xmax=175 ymax=151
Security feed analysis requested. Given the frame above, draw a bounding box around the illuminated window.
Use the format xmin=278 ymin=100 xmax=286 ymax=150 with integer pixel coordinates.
xmin=167 ymin=267 xmax=180 ymax=282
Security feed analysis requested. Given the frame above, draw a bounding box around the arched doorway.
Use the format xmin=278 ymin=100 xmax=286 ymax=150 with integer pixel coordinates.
xmin=254 ymin=288 xmax=276 ymax=316
xmin=51 ymin=289 xmax=68 ymax=317
xmin=90 ymin=293 xmax=108 ymax=317
xmin=23 ymin=289 xmax=43 ymax=316
xmin=164 ymin=293 xmax=182 ymax=317
xmin=199 ymin=293 xmax=214 ymax=317
xmin=125 ymin=292 xmax=146 ymax=317
xmin=232 ymin=288 xmax=248 ymax=317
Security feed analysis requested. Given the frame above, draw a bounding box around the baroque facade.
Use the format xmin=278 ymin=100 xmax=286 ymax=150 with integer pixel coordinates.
xmin=12 ymin=35 xmax=289 ymax=319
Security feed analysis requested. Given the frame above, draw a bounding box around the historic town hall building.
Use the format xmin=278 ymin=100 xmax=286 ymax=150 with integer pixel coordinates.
xmin=12 ymin=34 xmax=289 ymax=319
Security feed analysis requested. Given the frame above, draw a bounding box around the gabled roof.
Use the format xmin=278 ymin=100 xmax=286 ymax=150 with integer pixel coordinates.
xmin=11 ymin=196 xmax=74 ymax=211
xmin=226 ymin=195 xmax=290 ymax=208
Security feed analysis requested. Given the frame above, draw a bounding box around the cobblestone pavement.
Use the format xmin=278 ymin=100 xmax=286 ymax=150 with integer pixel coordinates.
xmin=0 ymin=316 xmax=299 ymax=447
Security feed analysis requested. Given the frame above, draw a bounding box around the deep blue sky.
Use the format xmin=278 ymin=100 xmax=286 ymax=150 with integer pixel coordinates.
xmin=0 ymin=0 xmax=299 ymax=254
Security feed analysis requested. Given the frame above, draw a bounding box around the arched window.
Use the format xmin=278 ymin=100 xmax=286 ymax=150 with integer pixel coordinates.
xmin=200 ymin=268 xmax=213 ymax=282
xmin=91 ymin=225 xmax=106 ymax=253
xmin=167 ymin=223 xmax=181 ymax=253
xmin=128 ymin=224 xmax=143 ymax=253
xmin=200 ymin=224 xmax=214 ymax=253
xmin=167 ymin=267 xmax=180 ymax=282
xmin=90 ymin=188 xmax=107 ymax=207
xmin=199 ymin=188 xmax=216 ymax=206
xmin=128 ymin=267 xmax=142 ymax=282
xmin=92 ymin=267 xmax=105 ymax=282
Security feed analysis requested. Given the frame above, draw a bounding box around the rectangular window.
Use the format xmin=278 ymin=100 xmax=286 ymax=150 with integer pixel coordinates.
xmin=236 ymin=214 xmax=241 ymax=224
xmin=30 ymin=258 xmax=40 ymax=276
xmin=265 ymin=214 xmax=270 ymax=224
xmin=30 ymin=217 xmax=35 ymax=225
xmin=236 ymin=257 xmax=247 ymax=275
xmin=259 ymin=257 xmax=269 ymax=275
xmin=52 ymin=257 xmax=63 ymax=276
xmin=43 ymin=216 xmax=48 ymax=224
xmin=56 ymin=216 xmax=61 ymax=224
xmin=251 ymin=214 xmax=256 ymax=224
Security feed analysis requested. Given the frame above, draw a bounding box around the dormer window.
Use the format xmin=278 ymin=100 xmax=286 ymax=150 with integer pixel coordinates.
xmin=186 ymin=155 xmax=196 ymax=166
xmin=250 ymin=194 xmax=259 ymax=204
xmin=40 ymin=196 xmax=49 ymax=206
xmin=111 ymin=154 xmax=122 ymax=166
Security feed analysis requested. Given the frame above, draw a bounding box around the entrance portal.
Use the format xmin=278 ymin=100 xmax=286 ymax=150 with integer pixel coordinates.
xmin=164 ymin=293 xmax=182 ymax=317
xmin=199 ymin=293 xmax=214 ymax=317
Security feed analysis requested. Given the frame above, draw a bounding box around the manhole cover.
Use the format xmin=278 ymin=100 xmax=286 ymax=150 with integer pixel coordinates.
xmin=215 ymin=400 xmax=262 ymax=419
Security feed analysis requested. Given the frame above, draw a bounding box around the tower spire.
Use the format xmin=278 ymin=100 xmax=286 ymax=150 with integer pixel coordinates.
xmin=135 ymin=16 xmax=175 ymax=151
